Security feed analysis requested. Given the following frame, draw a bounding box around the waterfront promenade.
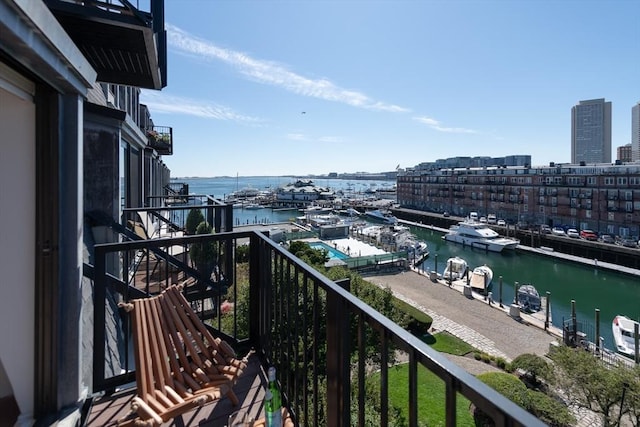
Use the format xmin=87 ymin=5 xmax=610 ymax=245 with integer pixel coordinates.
xmin=367 ymin=269 xmax=608 ymax=427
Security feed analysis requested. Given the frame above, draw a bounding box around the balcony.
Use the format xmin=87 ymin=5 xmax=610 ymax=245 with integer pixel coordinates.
xmin=44 ymin=0 xmax=167 ymax=89
xmin=146 ymin=125 xmax=173 ymax=155
xmin=86 ymin=209 xmax=544 ymax=426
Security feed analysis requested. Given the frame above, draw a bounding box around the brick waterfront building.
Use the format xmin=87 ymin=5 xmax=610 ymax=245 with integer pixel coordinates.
xmin=397 ymin=161 xmax=640 ymax=238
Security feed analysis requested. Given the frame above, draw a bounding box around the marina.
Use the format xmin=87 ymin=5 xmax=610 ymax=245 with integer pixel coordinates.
xmin=177 ymin=176 xmax=640 ymax=356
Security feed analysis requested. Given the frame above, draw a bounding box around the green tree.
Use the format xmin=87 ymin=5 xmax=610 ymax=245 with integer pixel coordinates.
xmin=288 ymin=240 xmax=329 ymax=265
xmin=624 ymin=365 xmax=640 ymax=427
xmin=551 ymin=345 xmax=631 ymax=427
xmin=185 ymin=208 xmax=205 ymax=235
xmin=510 ymin=353 xmax=551 ymax=387
xmin=189 ymin=221 xmax=217 ymax=283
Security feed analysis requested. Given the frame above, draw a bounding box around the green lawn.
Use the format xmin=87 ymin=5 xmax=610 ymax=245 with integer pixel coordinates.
xmin=371 ymin=363 xmax=476 ymax=426
xmin=367 ymin=331 xmax=478 ymax=425
xmin=422 ymin=331 xmax=475 ymax=355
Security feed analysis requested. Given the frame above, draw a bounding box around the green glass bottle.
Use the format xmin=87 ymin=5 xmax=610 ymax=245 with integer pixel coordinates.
xmin=265 ymin=366 xmax=282 ymax=427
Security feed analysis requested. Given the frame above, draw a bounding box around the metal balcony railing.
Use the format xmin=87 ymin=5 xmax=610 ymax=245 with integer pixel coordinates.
xmin=91 ymin=231 xmax=545 ymax=426
xmin=146 ymin=125 xmax=173 ymax=155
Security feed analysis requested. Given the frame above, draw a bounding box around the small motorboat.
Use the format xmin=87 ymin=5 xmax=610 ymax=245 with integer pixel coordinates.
xmin=470 ymin=265 xmax=493 ymax=291
xmin=612 ymin=315 xmax=640 ymax=358
xmin=516 ymin=284 xmax=541 ymax=312
xmin=442 ymin=257 xmax=468 ymax=281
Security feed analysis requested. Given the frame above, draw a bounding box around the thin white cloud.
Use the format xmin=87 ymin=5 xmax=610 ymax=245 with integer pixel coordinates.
xmin=286 ymin=133 xmax=344 ymax=143
xmin=286 ymin=133 xmax=307 ymax=141
xmin=318 ymin=136 xmax=345 ymax=143
xmin=413 ymin=116 xmax=479 ymax=134
xmin=167 ymin=24 xmax=410 ymax=114
xmin=140 ymin=92 xmax=262 ymax=124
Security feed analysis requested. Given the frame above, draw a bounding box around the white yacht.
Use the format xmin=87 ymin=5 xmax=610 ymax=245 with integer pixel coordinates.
xmin=364 ymin=209 xmax=398 ymax=225
xmin=443 ymin=220 xmax=519 ymax=252
xmin=612 ymin=315 xmax=640 ymax=358
xmin=442 ymin=257 xmax=468 ymax=281
xmin=470 ymin=265 xmax=493 ymax=291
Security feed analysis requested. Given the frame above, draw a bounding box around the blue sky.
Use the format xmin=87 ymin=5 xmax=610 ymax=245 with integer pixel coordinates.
xmin=141 ymin=0 xmax=639 ymax=178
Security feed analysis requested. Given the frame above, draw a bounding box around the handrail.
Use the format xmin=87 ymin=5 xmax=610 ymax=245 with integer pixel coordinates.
xmin=91 ymin=230 xmax=545 ymax=426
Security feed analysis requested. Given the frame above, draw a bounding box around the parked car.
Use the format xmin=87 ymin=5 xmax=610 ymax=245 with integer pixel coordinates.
xmin=479 ymin=216 xmax=487 ymax=223
xmin=551 ymin=227 xmax=566 ymax=236
xmin=487 ymin=214 xmax=497 ymax=224
xmin=497 ymin=219 xmax=506 ymax=226
xmin=443 ymin=211 xmax=450 ymax=217
xmin=566 ymin=228 xmax=580 ymax=238
xmin=579 ymin=229 xmax=598 ymax=241
xmin=540 ymin=225 xmax=551 ymax=234
xmin=599 ymin=234 xmax=615 ymax=244
xmin=619 ymin=237 xmax=639 ymax=248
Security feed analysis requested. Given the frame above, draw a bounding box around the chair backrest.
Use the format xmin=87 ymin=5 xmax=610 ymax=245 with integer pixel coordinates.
xmin=129 ymin=285 xmax=238 ymax=400
xmin=137 ymin=211 xmax=159 ymax=238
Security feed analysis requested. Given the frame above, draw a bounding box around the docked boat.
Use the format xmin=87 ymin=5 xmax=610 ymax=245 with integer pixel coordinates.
xmin=365 ymin=209 xmax=398 ymax=225
xmin=442 ymin=257 xmax=468 ymax=281
xmin=301 ymin=204 xmax=333 ymax=214
xmin=612 ymin=315 xmax=640 ymax=358
xmin=516 ymin=284 xmax=541 ymax=312
xmin=470 ymin=265 xmax=493 ymax=291
xmin=443 ymin=220 xmax=519 ymax=252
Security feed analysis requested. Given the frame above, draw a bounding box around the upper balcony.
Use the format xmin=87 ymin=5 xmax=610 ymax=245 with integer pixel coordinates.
xmin=146 ymin=125 xmax=173 ymax=155
xmin=44 ymin=0 xmax=167 ymax=89
xmin=85 ymin=204 xmax=545 ymax=426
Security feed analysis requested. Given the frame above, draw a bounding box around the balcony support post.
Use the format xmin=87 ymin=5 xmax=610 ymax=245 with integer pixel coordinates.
xmin=326 ymin=279 xmax=351 ymax=427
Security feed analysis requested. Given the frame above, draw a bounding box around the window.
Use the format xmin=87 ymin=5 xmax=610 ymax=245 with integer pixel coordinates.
xmin=604 ymin=177 xmax=615 ymax=185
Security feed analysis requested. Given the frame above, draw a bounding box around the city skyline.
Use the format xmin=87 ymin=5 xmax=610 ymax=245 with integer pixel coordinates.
xmin=143 ymin=1 xmax=639 ymax=177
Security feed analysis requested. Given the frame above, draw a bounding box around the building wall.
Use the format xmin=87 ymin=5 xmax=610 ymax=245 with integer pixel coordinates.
xmin=571 ymin=99 xmax=612 ymax=164
xmin=397 ymin=164 xmax=640 ymax=237
xmin=617 ymin=144 xmax=632 ymax=162
xmin=0 ymin=64 xmax=36 ymax=422
xmin=633 ymin=103 xmax=640 ymax=162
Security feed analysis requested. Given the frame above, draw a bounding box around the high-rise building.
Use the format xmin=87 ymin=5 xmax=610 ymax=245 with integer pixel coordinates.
xmin=632 ymin=102 xmax=640 ymax=162
xmin=617 ymin=144 xmax=632 ymax=162
xmin=571 ymin=98 xmax=612 ymax=164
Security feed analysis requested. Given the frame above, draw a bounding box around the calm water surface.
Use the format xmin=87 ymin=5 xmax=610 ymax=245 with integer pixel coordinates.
xmin=411 ymin=226 xmax=640 ymax=351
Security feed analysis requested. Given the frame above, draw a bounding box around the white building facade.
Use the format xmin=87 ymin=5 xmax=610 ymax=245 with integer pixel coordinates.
xmin=571 ymin=98 xmax=612 ymax=164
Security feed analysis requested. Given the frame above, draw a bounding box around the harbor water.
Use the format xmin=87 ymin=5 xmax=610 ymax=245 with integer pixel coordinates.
xmin=176 ymin=176 xmax=639 ymax=352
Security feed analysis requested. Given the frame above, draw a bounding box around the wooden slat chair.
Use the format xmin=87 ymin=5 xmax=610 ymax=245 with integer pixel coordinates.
xmin=118 ymin=284 xmax=248 ymax=426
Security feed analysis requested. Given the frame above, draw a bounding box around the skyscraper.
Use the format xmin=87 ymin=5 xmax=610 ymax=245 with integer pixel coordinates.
xmin=632 ymin=102 xmax=640 ymax=162
xmin=571 ymin=98 xmax=612 ymax=164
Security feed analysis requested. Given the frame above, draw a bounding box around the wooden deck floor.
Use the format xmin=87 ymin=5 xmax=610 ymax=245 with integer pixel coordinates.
xmin=86 ymin=354 xmax=268 ymax=427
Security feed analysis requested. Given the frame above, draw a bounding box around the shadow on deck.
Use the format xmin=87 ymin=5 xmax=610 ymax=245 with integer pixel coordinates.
xmin=87 ymin=354 xmax=268 ymax=427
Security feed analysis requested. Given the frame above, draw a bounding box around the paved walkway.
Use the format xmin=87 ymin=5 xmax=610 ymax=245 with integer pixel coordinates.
xmin=366 ymin=268 xmax=604 ymax=427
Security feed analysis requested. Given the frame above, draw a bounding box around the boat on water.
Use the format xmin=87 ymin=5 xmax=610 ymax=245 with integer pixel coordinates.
xmin=612 ymin=315 xmax=640 ymax=358
xmin=301 ymin=204 xmax=333 ymax=214
xmin=516 ymin=284 xmax=542 ymax=312
xmin=470 ymin=265 xmax=493 ymax=291
xmin=364 ymin=209 xmax=398 ymax=225
xmin=443 ymin=220 xmax=519 ymax=252
xmin=442 ymin=257 xmax=468 ymax=281
xmin=243 ymin=203 xmax=263 ymax=210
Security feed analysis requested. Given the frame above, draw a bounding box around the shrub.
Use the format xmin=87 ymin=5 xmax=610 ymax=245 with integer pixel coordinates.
xmin=510 ymin=353 xmax=551 ymax=386
xmin=185 ymin=208 xmax=205 ymax=235
xmin=474 ymin=372 xmax=529 ymax=425
xmin=525 ymin=389 xmax=575 ymax=426
xmin=481 ymin=353 xmax=492 ymax=364
xmin=495 ymin=357 xmax=507 ymax=370
xmin=474 ymin=352 xmax=482 ymax=360
xmin=189 ymin=221 xmax=217 ymax=283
